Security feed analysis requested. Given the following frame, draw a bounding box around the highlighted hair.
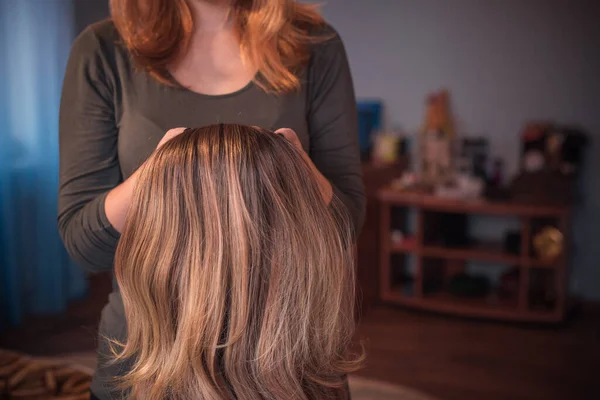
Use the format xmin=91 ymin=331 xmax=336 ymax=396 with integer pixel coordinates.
xmin=113 ymin=124 xmax=362 ymax=399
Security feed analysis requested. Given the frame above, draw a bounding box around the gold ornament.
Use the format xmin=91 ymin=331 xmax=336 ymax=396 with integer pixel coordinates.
xmin=533 ymin=226 xmax=563 ymax=260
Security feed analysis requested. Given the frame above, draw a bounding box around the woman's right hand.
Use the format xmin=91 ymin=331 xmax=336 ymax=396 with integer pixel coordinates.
xmin=157 ymin=127 xmax=187 ymax=149
xmin=104 ymin=127 xmax=187 ymax=233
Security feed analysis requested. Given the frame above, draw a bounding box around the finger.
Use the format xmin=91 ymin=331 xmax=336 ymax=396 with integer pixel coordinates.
xmin=166 ymin=127 xmax=187 ymax=137
xmin=157 ymin=127 xmax=187 ymax=149
xmin=274 ymin=128 xmax=302 ymax=151
xmin=274 ymin=128 xmax=297 ymax=140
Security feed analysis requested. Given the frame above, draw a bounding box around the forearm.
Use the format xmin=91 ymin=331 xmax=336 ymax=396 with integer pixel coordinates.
xmin=301 ymin=151 xmax=333 ymax=205
xmin=315 ymin=170 xmax=333 ymax=205
xmin=58 ymin=193 xmax=121 ymax=273
xmin=104 ymin=168 xmax=141 ymax=233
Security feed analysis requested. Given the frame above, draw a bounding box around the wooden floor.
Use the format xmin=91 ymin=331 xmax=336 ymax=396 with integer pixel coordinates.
xmin=1 ymin=273 xmax=599 ymax=400
xmin=354 ymin=305 xmax=599 ymax=400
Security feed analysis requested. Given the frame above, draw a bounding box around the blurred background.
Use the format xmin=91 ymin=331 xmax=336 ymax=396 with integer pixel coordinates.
xmin=1 ymin=1 xmax=599 ymax=399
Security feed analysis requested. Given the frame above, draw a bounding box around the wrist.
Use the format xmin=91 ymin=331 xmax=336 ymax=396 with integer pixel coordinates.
xmin=320 ymin=177 xmax=333 ymax=205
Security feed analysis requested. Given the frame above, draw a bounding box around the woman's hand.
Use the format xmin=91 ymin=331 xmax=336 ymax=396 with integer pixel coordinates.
xmin=275 ymin=128 xmax=333 ymax=205
xmin=157 ymin=127 xmax=187 ymax=149
xmin=105 ymin=127 xmax=188 ymax=233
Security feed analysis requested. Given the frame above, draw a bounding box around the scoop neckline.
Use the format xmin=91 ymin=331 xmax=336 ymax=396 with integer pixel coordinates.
xmin=170 ymin=74 xmax=257 ymax=100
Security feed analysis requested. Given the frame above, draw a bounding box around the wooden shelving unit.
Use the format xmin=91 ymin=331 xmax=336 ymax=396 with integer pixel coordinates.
xmin=378 ymin=188 xmax=571 ymax=323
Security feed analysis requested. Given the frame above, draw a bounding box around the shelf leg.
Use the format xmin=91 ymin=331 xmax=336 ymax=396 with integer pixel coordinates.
xmin=555 ymin=213 xmax=570 ymax=319
xmin=414 ymin=209 xmax=424 ymax=297
xmin=519 ymin=217 xmax=531 ymax=312
xmin=379 ymin=201 xmax=391 ymax=299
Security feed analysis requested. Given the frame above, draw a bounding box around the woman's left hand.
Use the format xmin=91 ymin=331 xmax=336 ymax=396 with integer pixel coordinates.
xmin=275 ymin=128 xmax=333 ymax=205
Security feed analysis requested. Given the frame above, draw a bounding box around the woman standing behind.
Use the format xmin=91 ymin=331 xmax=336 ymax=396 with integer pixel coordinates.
xmin=58 ymin=0 xmax=365 ymax=399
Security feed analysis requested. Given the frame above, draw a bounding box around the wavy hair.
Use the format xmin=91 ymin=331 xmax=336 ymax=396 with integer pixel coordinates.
xmin=113 ymin=124 xmax=361 ymax=399
xmin=110 ymin=0 xmax=326 ymax=92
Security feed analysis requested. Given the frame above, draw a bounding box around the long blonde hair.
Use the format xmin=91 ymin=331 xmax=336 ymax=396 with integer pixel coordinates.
xmin=113 ymin=124 xmax=361 ymax=399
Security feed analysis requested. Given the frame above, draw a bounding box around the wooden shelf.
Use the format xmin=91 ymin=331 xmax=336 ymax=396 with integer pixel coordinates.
xmin=422 ymin=241 xmax=520 ymax=265
xmin=379 ymin=188 xmax=569 ymax=217
xmin=390 ymin=241 xmax=418 ymax=254
xmin=528 ymin=257 xmax=561 ymax=268
xmin=378 ymin=188 xmax=571 ymax=323
xmin=390 ymin=240 xmax=560 ymax=268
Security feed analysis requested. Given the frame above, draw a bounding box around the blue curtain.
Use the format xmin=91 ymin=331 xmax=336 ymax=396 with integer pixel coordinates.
xmin=0 ymin=0 xmax=87 ymax=330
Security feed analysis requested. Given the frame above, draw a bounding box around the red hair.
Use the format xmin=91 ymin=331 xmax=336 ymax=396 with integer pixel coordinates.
xmin=110 ymin=0 xmax=326 ymax=92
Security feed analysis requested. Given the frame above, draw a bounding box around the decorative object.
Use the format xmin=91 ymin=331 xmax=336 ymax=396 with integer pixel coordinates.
xmin=520 ymin=122 xmax=552 ymax=173
xmin=357 ymin=100 xmax=383 ymax=160
xmin=419 ymin=90 xmax=456 ymax=184
xmin=510 ymin=123 xmax=588 ymax=204
xmin=490 ymin=157 xmax=504 ymax=187
xmin=533 ymin=226 xmax=564 ymax=260
xmin=458 ymin=137 xmax=489 ymax=181
xmin=520 ymin=123 xmax=587 ymax=175
xmin=378 ymin=188 xmax=571 ymax=323
xmin=0 ymin=349 xmax=92 ymax=399
xmin=434 ymin=173 xmax=484 ymax=199
xmin=553 ymin=127 xmax=588 ymax=175
xmin=372 ymin=132 xmax=403 ymax=164
xmin=523 ymin=151 xmax=545 ymax=173
xmin=391 ymin=230 xmax=405 ymax=244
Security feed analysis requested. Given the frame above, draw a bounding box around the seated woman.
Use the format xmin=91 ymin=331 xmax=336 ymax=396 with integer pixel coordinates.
xmin=112 ymin=124 xmax=362 ymax=400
